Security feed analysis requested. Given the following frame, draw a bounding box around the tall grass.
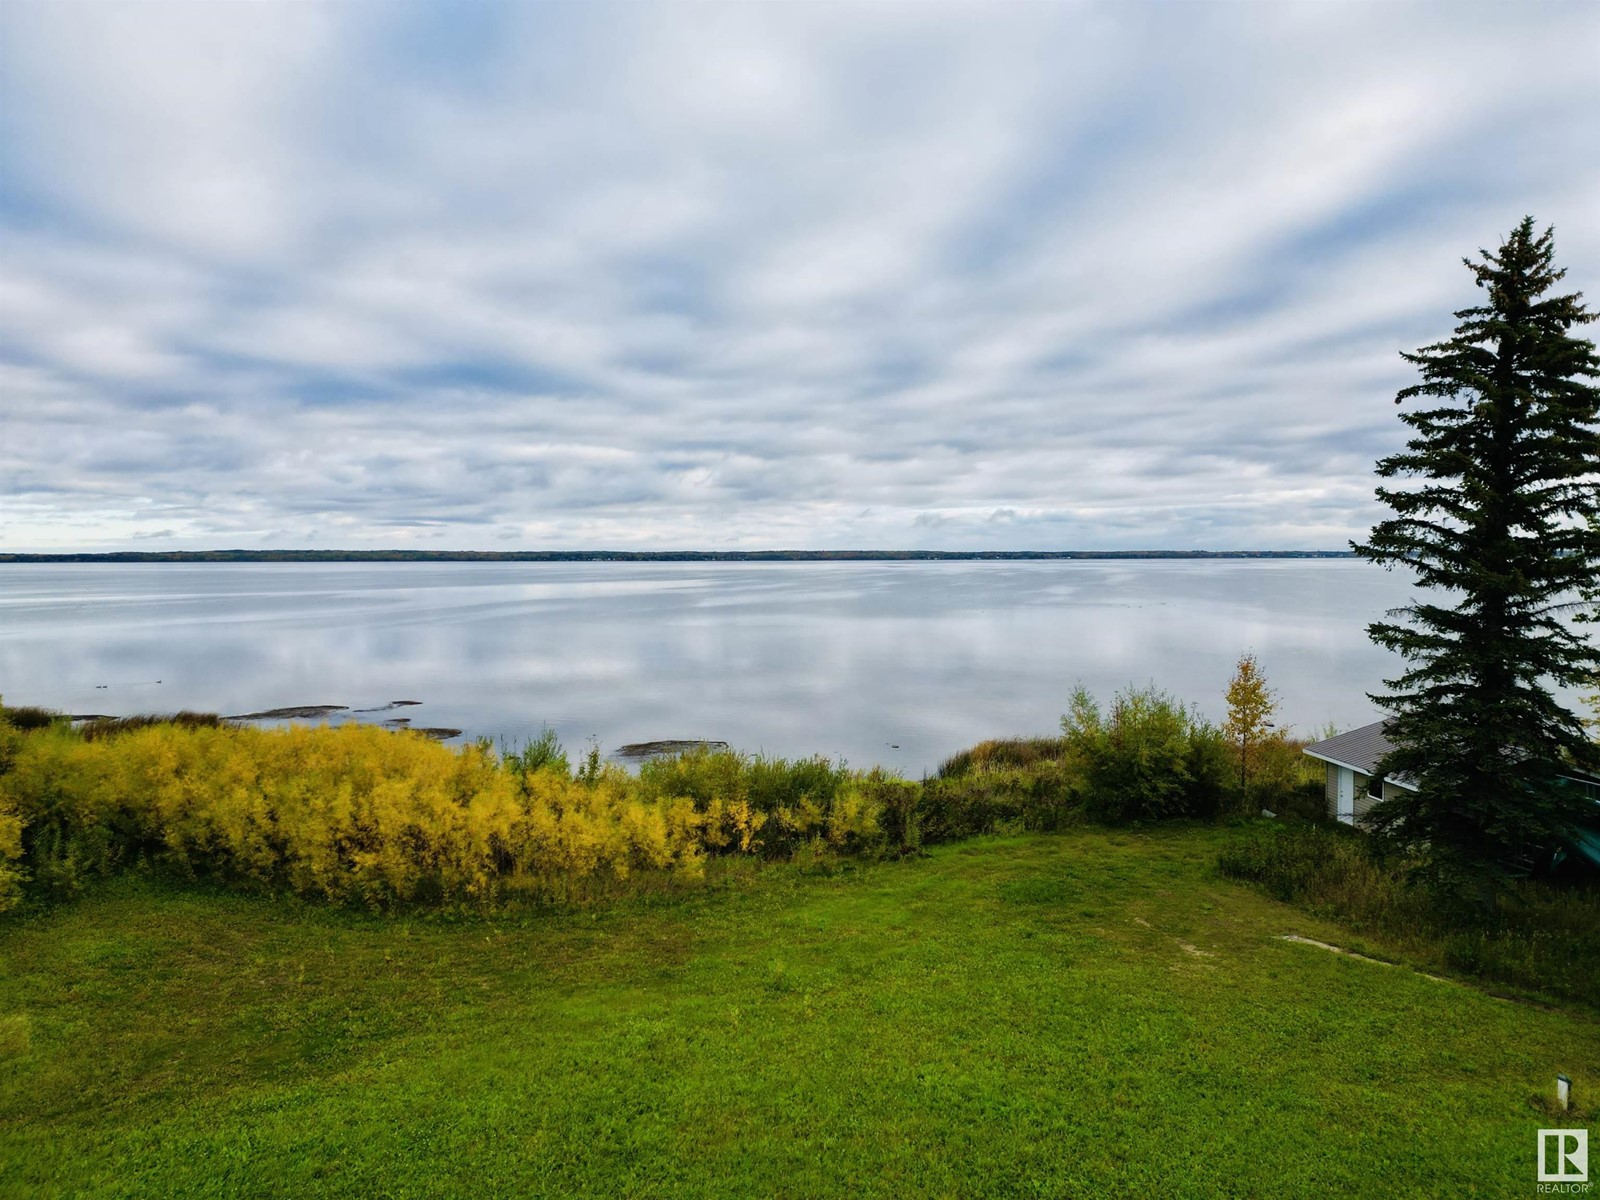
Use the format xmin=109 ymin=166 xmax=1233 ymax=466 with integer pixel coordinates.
xmin=936 ymin=737 xmax=1068 ymax=779
xmin=78 ymin=711 xmax=227 ymax=740
xmin=0 ymin=705 xmax=64 ymax=732
xmin=1217 ymin=822 xmax=1600 ymax=1005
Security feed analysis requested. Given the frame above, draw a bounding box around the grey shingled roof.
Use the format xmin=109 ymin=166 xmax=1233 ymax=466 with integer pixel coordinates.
xmin=1304 ymin=721 xmax=1600 ymax=800
xmin=1302 ymin=720 xmax=1394 ymax=775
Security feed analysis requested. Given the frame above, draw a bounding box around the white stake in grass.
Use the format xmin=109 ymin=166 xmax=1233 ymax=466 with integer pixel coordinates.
xmin=1557 ymin=1074 xmax=1571 ymax=1111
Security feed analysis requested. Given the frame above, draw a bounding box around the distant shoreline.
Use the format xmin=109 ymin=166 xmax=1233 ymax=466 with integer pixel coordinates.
xmin=0 ymin=549 xmax=1357 ymax=564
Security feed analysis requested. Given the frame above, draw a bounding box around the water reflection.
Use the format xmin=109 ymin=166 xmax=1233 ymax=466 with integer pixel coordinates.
xmin=0 ymin=560 xmax=1416 ymax=774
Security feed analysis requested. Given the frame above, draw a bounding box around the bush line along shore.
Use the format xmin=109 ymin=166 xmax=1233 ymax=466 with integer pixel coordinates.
xmin=3 ymin=685 xmax=1595 ymax=1009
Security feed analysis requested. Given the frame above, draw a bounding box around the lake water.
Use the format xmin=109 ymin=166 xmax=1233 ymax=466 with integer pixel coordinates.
xmin=0 ymin=559 xmax=1417 ymax=775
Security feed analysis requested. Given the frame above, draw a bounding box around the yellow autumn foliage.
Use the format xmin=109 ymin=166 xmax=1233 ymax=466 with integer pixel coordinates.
xmin=0 ymin=802 xmax=21 ymax=913
xmin=0 ymin=721 xmax=901 ymax=909
xmin=0 ymin=717 xmax=25 ymax=911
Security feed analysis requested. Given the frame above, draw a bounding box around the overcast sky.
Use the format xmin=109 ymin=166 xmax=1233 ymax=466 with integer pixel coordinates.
xmin=1 ymin=1 xmax=1596 ymax=552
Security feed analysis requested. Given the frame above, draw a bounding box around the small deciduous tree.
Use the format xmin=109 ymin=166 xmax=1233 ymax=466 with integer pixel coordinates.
xmin=1353 ymin=218 xmax=1600 ymax=892
xmin=1222 ymin=653 xmax=1278 ymax=794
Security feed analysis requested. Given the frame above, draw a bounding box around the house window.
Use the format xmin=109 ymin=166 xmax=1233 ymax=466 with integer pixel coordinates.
xmin=1367 ymin=775 xmax=1384 ymax=801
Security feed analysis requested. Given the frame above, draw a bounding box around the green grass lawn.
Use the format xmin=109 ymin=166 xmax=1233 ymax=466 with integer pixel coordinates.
xmin=2 ymin=826 xmax=1594 ymax=1198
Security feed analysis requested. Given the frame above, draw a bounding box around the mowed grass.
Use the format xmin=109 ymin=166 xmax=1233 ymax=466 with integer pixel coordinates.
xmin=1 ymin=827 xmax=1595 ymax=1199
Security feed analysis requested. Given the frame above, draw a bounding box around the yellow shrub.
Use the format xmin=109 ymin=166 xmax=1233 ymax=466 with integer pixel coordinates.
xmin=826 ymin=781 xmax=884 ymax=852
xmin=0 ymin=721 xmax=910 ymax=910
xmin=0 ymin=800 xmax=21 ymax=912
xmin=0 ymin=717 xmax=24 ymax=910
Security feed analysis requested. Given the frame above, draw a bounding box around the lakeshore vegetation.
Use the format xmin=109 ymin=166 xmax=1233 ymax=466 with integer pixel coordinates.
xmin=3 ymin=684 xmax=1598 ymax=1197
xmin=0 ymin=685 xmax=1306 ymax=917
xmin=3 ymin=689 xmax=1597 ymax=1008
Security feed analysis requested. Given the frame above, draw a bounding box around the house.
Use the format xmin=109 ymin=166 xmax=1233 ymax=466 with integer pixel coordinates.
xmin=1301 ymin=721 xmax=1410 ymax=826
xmin=1303 ymin=719 xmax=1600 ymax=866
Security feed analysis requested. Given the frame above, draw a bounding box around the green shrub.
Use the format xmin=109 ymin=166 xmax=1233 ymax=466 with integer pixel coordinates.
xmin=503 ymin=727 xmax=570 ymax=778
xmin=919 ymin=763 xmax=1080 ymax=843
xmin=1062 ymin=685 xmax=1231 ymax=822
xmin=636 ymin=747 xmax=750 ymax=805
xmin=744 ymin=753 xmax=852 ymax=816
xmin=1251 ymin=776 xmax=1327 ymax=822
xmin=859 ymin=770 xmax=922 ymax=853
xmin=635 ymin=749 xmax=864 ymax=860
xmin=1237 ymin=735 xmax=1327 ymax=820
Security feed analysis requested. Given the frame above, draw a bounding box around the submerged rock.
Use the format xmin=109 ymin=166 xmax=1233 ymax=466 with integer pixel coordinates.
xmin=615 ymin=739 xmax=730 ymax=759
xmin=226 ymin=705 xmax=348 ymax=720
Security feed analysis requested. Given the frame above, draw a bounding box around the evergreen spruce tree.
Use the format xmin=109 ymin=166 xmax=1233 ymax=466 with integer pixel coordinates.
xmin=1354 ymin=218 xmax=1600 ymax=892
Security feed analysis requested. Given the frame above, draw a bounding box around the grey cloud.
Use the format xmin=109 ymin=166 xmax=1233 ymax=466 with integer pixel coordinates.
xmin=1 ymin=1 xmax=1597 ymax=551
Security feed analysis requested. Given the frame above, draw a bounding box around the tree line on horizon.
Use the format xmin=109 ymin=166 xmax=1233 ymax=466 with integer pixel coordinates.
xmin=0 ymin=549 xmax=1357 ymax=563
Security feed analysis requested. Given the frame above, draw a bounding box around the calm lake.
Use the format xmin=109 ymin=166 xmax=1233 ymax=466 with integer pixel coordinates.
xmin=1 ymin=559 xmax=1416 ymax=775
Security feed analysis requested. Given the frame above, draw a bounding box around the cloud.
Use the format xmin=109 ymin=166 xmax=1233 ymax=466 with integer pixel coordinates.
xmin=1 ymin=0 xmax=1597 ymax=550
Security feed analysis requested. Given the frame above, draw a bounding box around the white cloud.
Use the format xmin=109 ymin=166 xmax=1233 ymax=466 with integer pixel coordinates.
xmin=1 ymin=0 xmax=1597 ymax=551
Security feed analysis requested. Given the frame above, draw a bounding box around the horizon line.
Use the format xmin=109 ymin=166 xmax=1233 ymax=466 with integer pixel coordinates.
xmin=0 ymin=548 xmax=1360 ymax=563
